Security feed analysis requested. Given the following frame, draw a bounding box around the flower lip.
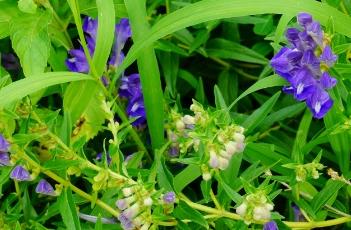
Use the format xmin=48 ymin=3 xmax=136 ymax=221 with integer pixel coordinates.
xmin=35 ymin=179 xmax=56 ymax=196
xmin=10 ymin=165 xmax=31 ymax=181
xmin=263 ymin=221 xmax=279 ymax=230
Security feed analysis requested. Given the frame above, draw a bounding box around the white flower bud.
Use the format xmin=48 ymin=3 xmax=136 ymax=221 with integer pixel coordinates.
xmin=217 ymin=133 xmax=225 ymax=143
xmin=225 ymin=141 xmax=237 ymax=155
xmin=237 ymin=126 xmax=245 ymax=134
xmin=219 ymin=150 xmax=230 ymax=159
xmin=122 ymin=187 xmax=133 ymax=197
xmin=176 ymin=120 xmax=185 ymax=131
xmin=140 ymin=223 xmax=150 ymax=230
xmin=234 ymin=133 xmax=245 ymax=143
xmin=123 ymin=203 xmax=140 ymax=219
xmin=253 ymin=206 xmax=271 ymax=221
xmin=236 ymin=142 xmax=245 ymax=153
xmin=209 ymin=153 xmax=219 ymax=168
xmin=183 ymin=115 xmax=195 ymax=125
xmin=236 ymin=202 xmax=247 ymax=217
xmin=202 ymin=172 xmax=211 ymax=181
xmin=143 ymin=197 xmax=153 ymax=207
xmin=218 ymin=157 xmax=229 ymax=170
xmin=312 ymin=168 xmax=319 ymax=179
xmin=265 ymin=203 xmax=274 ymax=211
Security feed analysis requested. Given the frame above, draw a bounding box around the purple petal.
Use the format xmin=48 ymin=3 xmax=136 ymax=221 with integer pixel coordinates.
xmin=109 ymin=19 xmax=131 ymax=67
xmin=163 ymin=191 xmax=176 ymax=204
xmin=82 ymin=17 xmax=98 ymax=41
xmin=290 ymin=68 xmax=316 ymax=101
xmin=292 ymin=205 xmax=305 ymax=222
xmin=263 ymin=221 xmax=278 ymax=230
xmin=320 ymin=72 xmax=337 ymax=89
xmin=0 ymin=152 xmax=10 ymax=166
xmin=306 ymin=21 xmax=323 ymax=46
xmin=118 ymin=214 xmax=134 ymax=230
xmin=65 ymin=48 xmax=90 ymax=73
xmin=0 ymin=134 xmax=10 ymax=153
xmin=1 ymin=53 xmax=20 ymax=70
xmin=10 ymin=166 xmax=31 ymax=181
xmin=297 ymin=13 xmax=313 ymax=27
xmin=306 ymin=88 xmax=333 ymax=119
xmin=320 ymin=45 xmax=337 ymax=67
xmin=35 ymin=179 xmax=55 ymax=196
xmin=96 ymin=152 xmax=112 ymax=165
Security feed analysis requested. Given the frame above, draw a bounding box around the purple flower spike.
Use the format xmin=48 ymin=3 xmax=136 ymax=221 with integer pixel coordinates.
xmin=0 ymin=134 xmax=10 ymax=153
xmin=10 ymin=166 xmax=31 ymax=181
xmin=163 ymin=191 xmax=176 ymax=204
xmin=0 ymin=152 xmax=10 ymax=166
xmin=263 ymin=221 xmax=278 ymax=230
xmin=271 ymin=13 xmax=337 ymax=119
xmin=35 ymin=179 xmax=55 ymax=196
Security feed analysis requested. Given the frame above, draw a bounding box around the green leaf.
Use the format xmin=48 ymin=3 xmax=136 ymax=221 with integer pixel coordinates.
xmin=206 ymin=38 xmax=268 ymax=64
xmin=59 ymin=188 xmax=82 ymax=230
xmin=18 ymin=0 xmax=37 ymax=14
xmin=118 ymin=0 xmax=351 ymax=74
xmin=124 ymin=0 xmax=164 ymax=149
xmin=228 ymin=75 xmax=286 ymax=110
xmin=92 ymin=0 xmax=115 ymax=77
xmin=0 ymin=72 xmax=94 ymax=108
xmin=173 ymin=201 xmax=208 ymax=228
xmin=218 ymin=176 xmax=243 ymax=204
xmin=156 ymin=150 xmax=174 ymax=192
xmin=159 ymin=51 xmax=179 ymax=98
xmin=174 ymin=165 xmax=201 ymax=193
xmin=311 ymin=180 xmax=344 ymax=213
xmin=242 ymin=91 xmax=281 ymax=133
xmin=253 ymin=15 xmax=273 ymax=35
xmin=217 ymin=70 xmax=238 ymax=107
xmin=291 ymin=109 xmax=312 ymax=163
xmin=0 ymin=1 xmax=19 ymax=39
xmin=10 ymin=10 xmax=52 ymax=76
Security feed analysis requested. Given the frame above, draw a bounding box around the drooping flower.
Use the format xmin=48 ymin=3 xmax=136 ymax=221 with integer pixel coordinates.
xmin=109 ymin=18 xmax=132 ymax=67
xmin=10 ymin=165 xmax=31 ymax=181
xmin=271 ymin=12 xmax=337 ymax=119
xmin=263 ymin=221 xmax=279 ymax=230
xmin=35 ymin=179 xmax=56 ymax=196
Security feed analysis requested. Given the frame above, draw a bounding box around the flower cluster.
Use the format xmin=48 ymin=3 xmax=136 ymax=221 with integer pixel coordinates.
xmin=66 ymin=17 xmax=146 ymax=126
xmin=115 ymin=185 xmax=154 ymax=230
xmin=236 ymin=192 xmax=274 ymax=224
xmin=1 ymin=134 xmax=57 ymax=196
xmin=283 ymin=157 xmax=324 ymax=182
xmin=166 ymin=100 xmax=245 ymax=179
xmin=271 ymin=13 xmax=338 ymax=119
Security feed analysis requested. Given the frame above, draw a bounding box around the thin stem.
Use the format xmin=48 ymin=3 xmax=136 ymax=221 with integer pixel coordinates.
xmin=210 ymin=189 xmax=222 ymax=210
xmin=19 ymin=151 xmax=120 ymax=218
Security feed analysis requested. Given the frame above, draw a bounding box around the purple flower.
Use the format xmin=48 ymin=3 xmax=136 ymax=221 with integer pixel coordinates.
xmin=0 ymin=134 xmax=10 ymax=153
xmin=270 ymin=13 xmax=337 ymax=119
xmin=35 ymin=179 xmax=55 ymax=196
xmin=292 ymin=205 xmax=305 ymax=221
xmin=263 ymin=221 xmax=278 ymax=230
xmin=0 ymin=152 xmax=10 ymax=166
xmin=119 ymin=74 xmax=146 ymax=126
xmin=96 ymin=152 xmax=112 ymax=165
xmin=118 ymin=213 xmax=134 ymax=230
xmin=163 ymin=191 xmax=176 ymax=204
xmin=109 ymin=18 xmax=131 ymax=67
xmin=10 ymin=165 xmax=31 ymax=181
xmin=65 ymin=48 xmax=90 ymax=73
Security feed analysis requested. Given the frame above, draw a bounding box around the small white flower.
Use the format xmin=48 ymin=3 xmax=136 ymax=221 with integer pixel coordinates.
xmin=233 ymin=133 xmax=245 ymax=143
xmin=176 ymin=120 xmax=185 ymax=131
xmin=123 ymin=203 xmax=140 ymax=219
xmin=253 ymin=205 xmax=271 ymax=221
xmin=202 ymin=172 xmax=211 ymax=181
xmin=218 ymin=157 xmax=229 ymax=170
xmin=122 ymin=187 xmax=133 ymax=197
xmin=236 ymin=202 xmax=247 ymax=217
xmin=183 ymin=115 xmax=195 ymax=125
xmin=225 ymin=141 xmax=237 ymax=155
xmin=143 ymin=197 xmax=153 ymax=207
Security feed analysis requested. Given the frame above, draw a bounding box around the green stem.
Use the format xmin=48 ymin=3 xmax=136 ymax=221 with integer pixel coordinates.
xmin=18 ymin=151 xmax=120 ymax=218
